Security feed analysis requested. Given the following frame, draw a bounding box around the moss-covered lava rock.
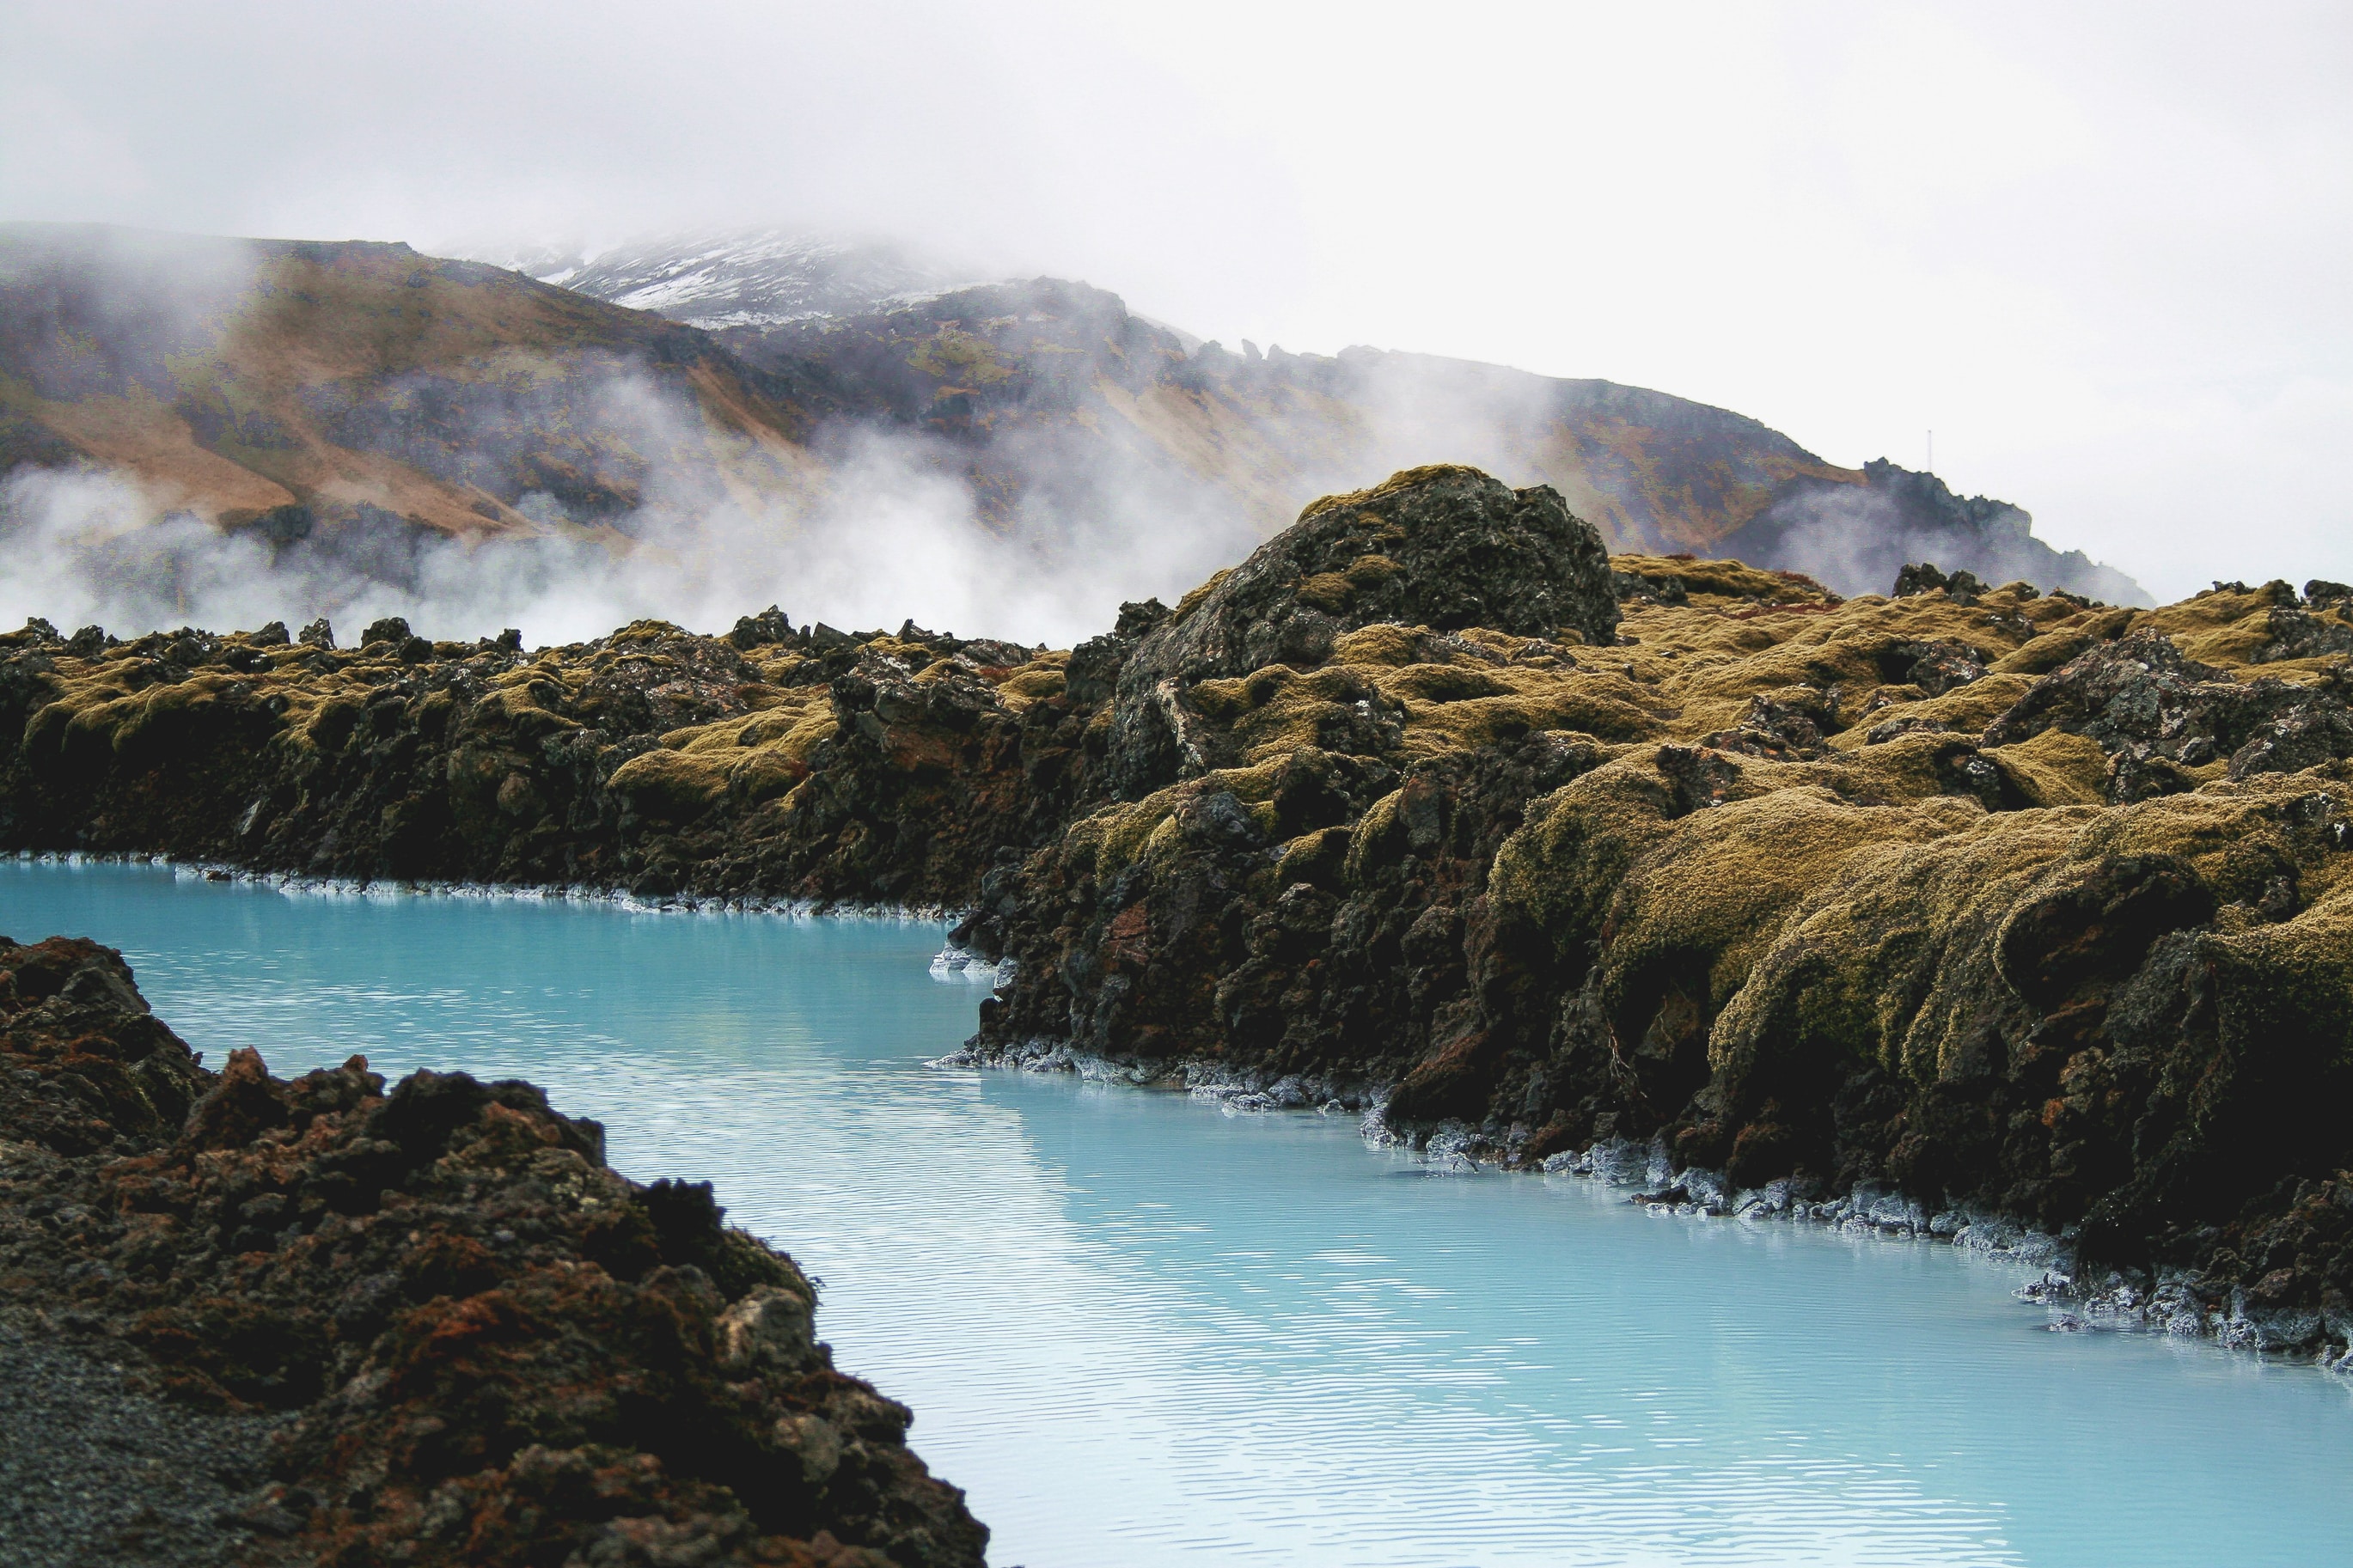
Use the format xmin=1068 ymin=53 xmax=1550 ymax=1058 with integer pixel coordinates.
xmin=0 ymin=610 xmax=1078 ymax=908
xmin=1104 ymin=464 xmax=1620 ymax=796
xmin=956 ymin=542 xmax=2353 ymax=1354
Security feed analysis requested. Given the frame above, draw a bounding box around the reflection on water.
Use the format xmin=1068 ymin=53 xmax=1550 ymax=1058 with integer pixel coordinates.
xmin=7 ymin=859 xmax=2351 ymax=1567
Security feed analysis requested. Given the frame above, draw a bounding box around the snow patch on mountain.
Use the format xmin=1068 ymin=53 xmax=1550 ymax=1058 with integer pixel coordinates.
xmin=486 ymin=229 xmax=994 ymax=329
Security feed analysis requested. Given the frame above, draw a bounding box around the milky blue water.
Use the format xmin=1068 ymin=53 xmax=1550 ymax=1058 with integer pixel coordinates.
xmin=5 ymin=860 xmax=2350 ymax=1567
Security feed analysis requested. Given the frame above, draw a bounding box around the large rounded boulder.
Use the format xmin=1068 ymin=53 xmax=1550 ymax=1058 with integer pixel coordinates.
xmin=1106 ymin=464 xmax=1618 ymax=796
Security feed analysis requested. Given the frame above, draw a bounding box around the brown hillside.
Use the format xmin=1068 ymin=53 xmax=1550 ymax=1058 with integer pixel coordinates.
xmin=0 ymin=223 xmax=825 ymax=549
xmin=727 ymin=281 xmax=1849 ymax=555
xmin=0 ymin=227 xmax=2146 ymax=609
xmin=724 ymin=281 xmax=2141 ymax=601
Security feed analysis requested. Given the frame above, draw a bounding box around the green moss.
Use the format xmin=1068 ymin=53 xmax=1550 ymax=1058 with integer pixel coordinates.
xmin=2208 ymin=884 xmax=2353 ymax=1071
xmin=608 ymin=619 xmax=688 ymax=646
xmin=1401 ymin=690 xmax=1659 ymax=753
xmin=1610 ymin=553 xmax=1835 ymax=606
xmin=2067 ymin=776 xmax=2344 ymax=907
xmin=1829 ymin=732 xmax=1984 ymax=802
xmin=1706 ymin=808 xmax=2089 ymax=1086
xmin=607 ymin=747 xmax=730 ymax=823
xmin=1329 ymin=625 xmax=1425 ymax=667
xmin=725 ymin=747 xmax=805 ymax=806
xmin=1986 ymin=729 xmax=2109 ymax=807
xmin=1293 ymin=572 xmax=1355 ymax=613
xmin=1489 ymin=750 xmax=1694 ymax=947
xmin=95 ymin=677 xmax=240 ymax=760
xmin=1598 ymin=784 xmax=1973 ymax=1030
xmin=2140 ymin=585 xmax=2271 ymax=651
xmin=1057 ymin=760 xmax=1286 ymax=880
xmin=993 ymin=666 xmax=1066 ymax=706
xmin=1827 ymin=674 xmax=2038 ymax=749
xmin=1342 ymin=789 xmax=1406 ymax=888
xmin=1277 ymin=826 xmax=1351 ymax=888
xmin=1381 ymin=664 xmax=1513 ymax=704
xmin=1299 ymin=463 xmax=1487 ymax=522
xmin=1295 ymin=553 xmax=1404 ymax=612
xmin=1989 ymin=608 xmax=2139 ymax=675
xmin=1686 ymin=766 xmax=2353 ymax=1118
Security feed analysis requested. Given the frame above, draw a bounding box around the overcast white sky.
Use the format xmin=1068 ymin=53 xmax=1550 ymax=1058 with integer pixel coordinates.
xmin=3 ymin=0 xmax=2345 ymax=601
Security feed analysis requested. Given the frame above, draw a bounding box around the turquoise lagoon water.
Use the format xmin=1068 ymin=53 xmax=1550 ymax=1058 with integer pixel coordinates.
xmin=5 ymin=858 xmax=2350 ymax=1568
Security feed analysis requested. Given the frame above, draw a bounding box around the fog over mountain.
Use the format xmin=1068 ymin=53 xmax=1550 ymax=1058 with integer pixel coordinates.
xmin=0 ymin=219 xmax=2150 ymax=649
xmin=3 ymin=3 xmax=2343 ymax=606
xmin=527 ymin=229 xmax=2146 ymax=606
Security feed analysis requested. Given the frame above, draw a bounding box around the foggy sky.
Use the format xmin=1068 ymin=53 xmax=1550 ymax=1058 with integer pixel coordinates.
xmin=3 ymin=0 xmax=2347 ymax=602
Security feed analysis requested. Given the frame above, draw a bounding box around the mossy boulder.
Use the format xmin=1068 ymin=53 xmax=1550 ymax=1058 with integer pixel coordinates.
xmin=1105 ymin=465 xmax=1618 ymax=796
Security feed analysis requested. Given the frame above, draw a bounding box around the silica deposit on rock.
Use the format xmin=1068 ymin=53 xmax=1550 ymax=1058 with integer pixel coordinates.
xmin=6 ymin=461 xmax=2353 ymax=1374
xmin=0 ymin=934 xmax=986 ymax=1566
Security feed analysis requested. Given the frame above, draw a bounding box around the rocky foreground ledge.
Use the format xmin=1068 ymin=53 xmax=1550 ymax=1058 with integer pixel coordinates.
xmin=6 ymin=461 xmax=2353 ymax=1364
xmin=0 ymin=934 xmax=986 ymax=1568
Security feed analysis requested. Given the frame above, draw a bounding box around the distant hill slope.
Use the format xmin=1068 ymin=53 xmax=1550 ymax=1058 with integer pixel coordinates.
xmin=713 ymin=277 xmax=2147 ymax=601
xmin=524 ymin=238 xmax=2137 ymax=601
xmin=0 ymin=222 xmax=825 ymax=551
xmin=0 ymin=223 xmax=2149 ymax=619
xmin=1716 ymin=458 xmax=2147 ymax=605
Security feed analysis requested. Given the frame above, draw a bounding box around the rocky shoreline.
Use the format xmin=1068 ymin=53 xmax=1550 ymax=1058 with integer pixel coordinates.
xmin=949 ymin=471 xmax=2353 ymax=1367
xmin=5 ymin=849 xmax=965 ymax=922
xmin=0 ymin=933 xmax=987 ymax=1567
xmin=8 ymin=461 xmax=2353 ymax=1378
xmin=949 ymin=1034 xmax=2353 ymax=1367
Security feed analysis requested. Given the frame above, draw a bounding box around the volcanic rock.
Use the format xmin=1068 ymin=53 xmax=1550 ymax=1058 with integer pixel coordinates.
xmin=1104 ymin=464 xmax=1618 ymax=796
xmin=0 ymin=935 xmax=987 ymax=1567
xmin=1981 ymin=629 xmax=2353 ymax=799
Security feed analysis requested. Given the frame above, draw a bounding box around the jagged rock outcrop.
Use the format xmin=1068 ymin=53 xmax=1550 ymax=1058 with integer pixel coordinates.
xmin=1981 ymin=627 xmax=2353 ymax=801
xmin=1104 ymin=465 xmax=1618 ymax=796
xmin=1720 ymin=458 xmax=2149 ymax=604
xmin=0 ymin=613 xmax=1079 ymax=906
xmin=0 ymin=935 xmax=987 ymax=1567
xmin=1892 ymin=561 xmax=1989 ymax=604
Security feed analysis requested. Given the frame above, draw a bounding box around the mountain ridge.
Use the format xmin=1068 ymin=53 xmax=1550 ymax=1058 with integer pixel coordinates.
xmin=0 ymin=222 xmax=2151 ymax=630
xmin=493 ymin=226 xmax=2143 ymax=602
xmin=0 ymin=222 xmax=826 ymax=544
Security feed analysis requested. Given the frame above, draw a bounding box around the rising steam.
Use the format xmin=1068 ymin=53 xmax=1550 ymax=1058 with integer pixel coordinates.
xmin=0 ymin=387 xmax=1264 ymax=653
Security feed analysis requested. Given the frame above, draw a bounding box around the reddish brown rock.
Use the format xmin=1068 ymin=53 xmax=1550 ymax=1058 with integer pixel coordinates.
xmin=0 ymin=936 xmax=986 ymax=1567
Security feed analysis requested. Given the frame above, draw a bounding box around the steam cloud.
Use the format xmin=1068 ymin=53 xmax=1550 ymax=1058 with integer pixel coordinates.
xmin=0 ymin=372 xmax=1268 ymax=653
xmin=0 ymin=229 xmax=2153 ymax=647
xmin=1712 ymin=461 xmax=2154 ymax=606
